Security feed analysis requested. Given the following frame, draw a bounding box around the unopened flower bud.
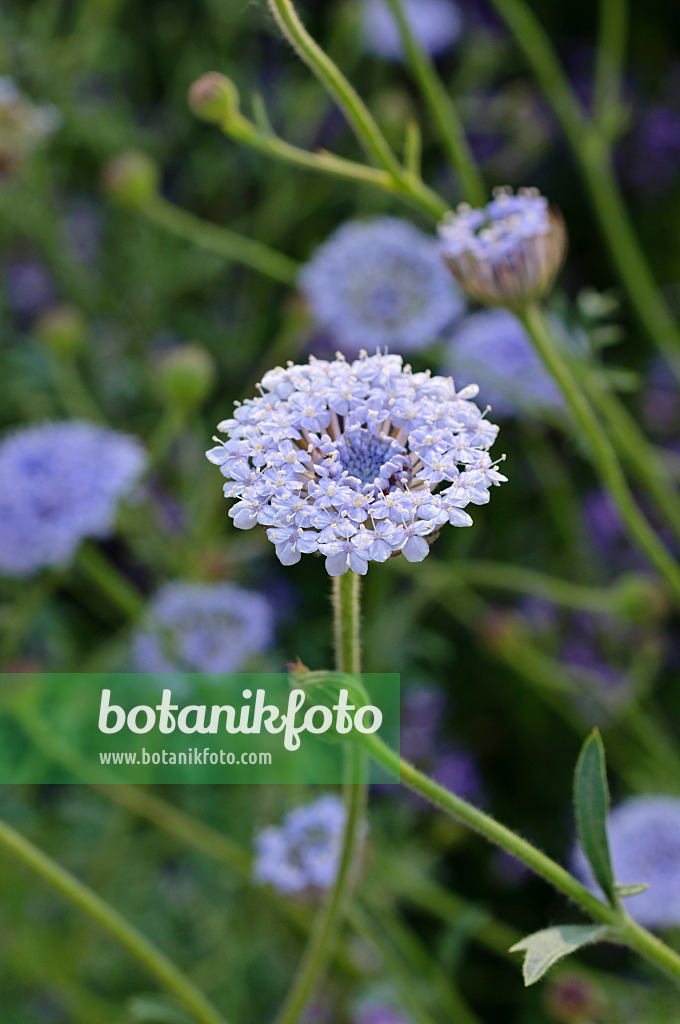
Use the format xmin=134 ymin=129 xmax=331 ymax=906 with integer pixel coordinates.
xmin=438 ymin=186 xmax=566 ymax=308
xmin=188 ymin=72 xmax=240 ymax=124
xmin=102 ymin=151 xmax=159 ymax=208
xmin=36 ymin=304 xmax=87 ymax=358
xmin=545 ymin=973 xmax=603 ymax=1023
xmin=612 ymin=572 xmax=670 ymax=622
xmin=156 ymin=344 xmax=216 ymax=409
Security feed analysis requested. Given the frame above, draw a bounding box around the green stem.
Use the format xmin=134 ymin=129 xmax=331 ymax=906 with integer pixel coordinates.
xmin=274 ymin=572 xmax=366 ymax=1024
xmin=578 ymin=358 xmax=680 ymax=546
xmin=348 ymin=903 xmax=467 ymax=1024
xmin=519 ymin=303 xmax=680 ymax=606
xmin=144 ymin=196 xmax=300 ymax=286
xmin=440 ymin=559 xmax=618 ymax=614
xmin=384 ymin=0 xmax=486 ymax=206
xmin=580 ymin=153 xmax=680 ymax=382
xmin=266 ymin=0 xmax=402 ymax=176
xmin=488 ymin=0 xmax=680 ymax=380
xmin=77 ymin=542 xmax=146 ymax=620
xmin=52 ymin=356 xmax=105 ymax=422
xmin=0 ymin=818 xmax=230 ymax=1024
xmin=223 ymin=116 xmax=447 ymax=220
xmin=593 ymin=0 xmax=628 ymax=130
xmin=333 ymin=571 xmax=361 ymax=673
xmin=359 ymin=733 xmax=680 ymax=984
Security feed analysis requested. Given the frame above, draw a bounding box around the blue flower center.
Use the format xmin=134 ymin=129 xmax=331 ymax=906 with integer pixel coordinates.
xmin=335 ymin=429 xmax=404 ymax=487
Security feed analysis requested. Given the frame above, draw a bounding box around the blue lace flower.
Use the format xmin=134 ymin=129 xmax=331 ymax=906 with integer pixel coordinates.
xmin=207 ymin=351 xmax=505 ymax=576
xmin=438 ymin=187 xmax=566 ymax=306
xmin=572 ymin=796 xmax=680 ymax=928
xmin=253 ymin=795 xmax=353 ymax=895
xmin=132 ymin=582 xmax=273 ymax=673
xmin=0 ymin=421 xmax=146 ymax=577
xmin=300 ymin=218 xmax=464 ymax=355
xmin=362 ymin=0 xmax=463 ymax=61
xmin=446 ymin=308 xmax=563 ymax=417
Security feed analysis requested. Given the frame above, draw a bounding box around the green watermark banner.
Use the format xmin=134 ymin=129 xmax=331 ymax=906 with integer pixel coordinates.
xmin=0 ymin=672 xmax=399 ymax=784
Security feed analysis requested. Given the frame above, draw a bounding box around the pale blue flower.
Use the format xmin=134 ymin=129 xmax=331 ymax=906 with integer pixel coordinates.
xmin=439 ymin=187 xmax=566 ymax=305
xmin=132 ymin=582 xmax=273 ymax=673
xmin=572 ymin=796 xmax=680 ymax=928
xmin=446 ymin=308 xmax=563 ymax=417
xmin=207 ymin=351 xmax=506 ymax=576
xmin=253 ymin=795 xmax=351 ymax=895
xmin=300 ymin=218 xmax=464 ymax=355
xmin=362 ymin=0 xmax=464 ymax=61
xmin=0 ymin=421 xmax=146 ymax=577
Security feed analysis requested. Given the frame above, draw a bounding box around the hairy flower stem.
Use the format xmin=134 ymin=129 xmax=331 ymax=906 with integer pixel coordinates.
xmin=488 ymin=0 xmax=680 ymax=381
xmin=274 ymin=572 xmax=367 ymax=1024
xmin=519 ymin=303 xmax=680 ymax=607
xmin=143 ymin=196 xmax=300 ymax=286
xmin=263 ymin=0 xmax=448 ymax=221
xmin=359 ymin=732 xmax=680 ymax=985
xmin=0 ymin=818 xmax=230 ymax=1024
xmin=384 ymin=0 xmax=487 ymax=207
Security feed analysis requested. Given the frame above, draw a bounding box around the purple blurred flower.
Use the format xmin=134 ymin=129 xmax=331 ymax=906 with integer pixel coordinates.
xmin=132 ymin=582 xmax=273 ymax=673
xmin=362 ymin=0 xmax=464 ymax=61
xmin=254 ymin=795 xmax=357 ymax=895
xmin=640 ymin=358 xmax=679 ymax=439
xmin=432 ymin=745 xmax=483 ymax=803
xmin=618 ymin=105 xmax=680 ymax=193
xmin=300 ymin=218 xmax=465 ymax=355
xmin=0 ymin=421 xmax=146 ymax=577
xmin=355 ymin=1005 xmax=414 ymax=1024
xmin=572 ymin=796 xmax=680 ymax=928
xmin=63 ymin=198 xmax=104 ymax=264
xmin=446 ymin=308 xmax=563 ymax=418
xmin=400 ymin=686 xmax=445 ymax=762
xmin=5 ymin=259 xmax=56 ymax=316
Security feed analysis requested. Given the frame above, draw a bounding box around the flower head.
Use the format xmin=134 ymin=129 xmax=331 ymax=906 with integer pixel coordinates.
xmin=253 ymin=795 xmax=352 ymax=895
xmin=132 ymin=582 xmax=273 ymax=673
xmin=362 ymin=0 xmax=463 ymax=61
xmin=0 ymin=421 xmax=146 ymax=578
xmin=572 ymin=796 xmax=680 ymax=928
xmin=300 ymin=218 xmax=464 ymax=355
xmin=0 ymin=76 xmax=60 ymax=180
xmin=207 ymin=351 xmax=505 ymax=577
xmin=438 ymin=186 xmax=566 ymax=307
xmin=446 ymin=308 xmax=563 ymax=417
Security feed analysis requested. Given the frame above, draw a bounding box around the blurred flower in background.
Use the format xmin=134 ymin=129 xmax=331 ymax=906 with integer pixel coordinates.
xmin=253 ymin=795 xmax=352 ymax=895
xmin=353 ymin=1002 xmax=414 ymax=1024
xmin=640 ymin=358 xmax=680 ymax=440
xmin=300 ymin=218 xmax=464 ymax=355
xmin=446 ymin=308 xmax=563 ymax=417
xmin=400 ymin=686 xmax=483 ymax=805
xmin=361 ymin=0 xmax=464 ymax=61
xmin=132 ymin=582 xmax=274 ymax=673
xmin=617 ymin=105 xmax=680 ymax=194
xmin=5 ymin=258 xmax=56 ymax=319
xmin=0 ymin=76 xmax=60 ymax=181
xmin=572 ymin=796 xmax=680 ymax=928
xmin=0 ymin=421 xmax=146 ymax=578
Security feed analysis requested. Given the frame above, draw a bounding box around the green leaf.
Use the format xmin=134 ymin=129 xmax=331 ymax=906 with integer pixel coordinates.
xmin=615 ymin=882 xmax=649 ymax=898
xmin=574 ymin=729 xmax=616 ymax=905
xmin=510 ymin=924 xmax=609 ymax=986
